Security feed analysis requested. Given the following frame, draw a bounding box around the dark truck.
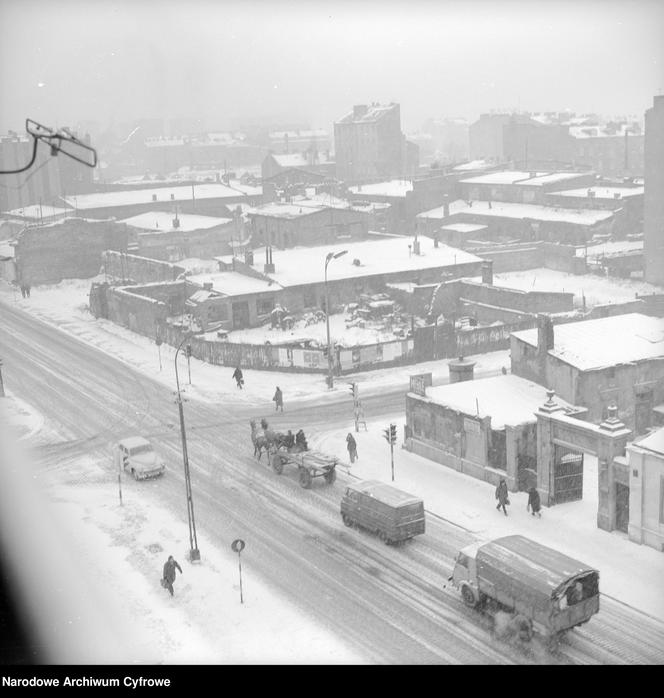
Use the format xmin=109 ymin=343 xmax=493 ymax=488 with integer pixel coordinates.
xmin=450 ymin=535 xmax=599 ymax=648
xmin=340 ymin=480 xmax=425 ymax=545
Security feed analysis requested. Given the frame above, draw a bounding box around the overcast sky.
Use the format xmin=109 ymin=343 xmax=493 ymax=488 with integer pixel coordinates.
xmin=1 ymin=0 xmax=662 ymax=135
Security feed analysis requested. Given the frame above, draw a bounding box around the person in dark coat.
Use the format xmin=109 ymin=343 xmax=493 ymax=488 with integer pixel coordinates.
xmin=162 ymin=555 xmax=183 ymax=596
xmin=495 ymin=478 xmax=509 ymax=516
xmin=295 ymin=429 xmax=308 ymax=451
xmin=260 ymin=417 xmax=269 ymax=431
xmin=273 ymin=387 xmax=283 ymax=412
xmin=285 ymin=430 xmax=295 ymax=449
xmin=527 ymin=487 xmax=542 ymax=517
xmin=232 ymin=367 xmax=244 ymax=389
xmin=346 ymin=433 xmax=358 ymax=463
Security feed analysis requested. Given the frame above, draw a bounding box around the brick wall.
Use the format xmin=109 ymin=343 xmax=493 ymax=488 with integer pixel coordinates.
xmin=15 ymin=218 xmax=128 ymax=285
xmin=102 ymin=250 xmax=185 ymax=283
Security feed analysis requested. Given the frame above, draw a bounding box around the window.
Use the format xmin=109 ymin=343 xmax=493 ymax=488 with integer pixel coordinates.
xmin=257 ymin=298 xmax=275 ymax=316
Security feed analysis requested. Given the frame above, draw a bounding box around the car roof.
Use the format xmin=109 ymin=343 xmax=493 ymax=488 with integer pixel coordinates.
xmin=347 ymin=480 xmax=423 ymax=507
xmin=118 ymin=436 xmax=152 ymax=449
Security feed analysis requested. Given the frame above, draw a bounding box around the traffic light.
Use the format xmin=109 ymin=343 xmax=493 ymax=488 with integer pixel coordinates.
xmin=348 ymin=382 xmax=358 ymax=400
xmin=185 ymin=344 xmax=192 ymax=358
xmin=383 ymin=423 xmax=397 ymax=446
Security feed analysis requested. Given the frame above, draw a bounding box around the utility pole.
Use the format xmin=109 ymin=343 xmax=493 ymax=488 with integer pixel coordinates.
xmin=324 ymin=249 xmax=348 ymax=389
xmin=383 ymin=423 xmax=397 ymax=481
xmin=175 ymin=336 xmax=200 ymax=562
xmin=0 ymin=358 xmax=5 ymax=397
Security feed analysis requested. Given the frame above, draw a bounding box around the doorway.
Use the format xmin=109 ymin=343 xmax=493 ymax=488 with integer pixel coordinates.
xmin=615 ymin=482 xmax=630 ymax=533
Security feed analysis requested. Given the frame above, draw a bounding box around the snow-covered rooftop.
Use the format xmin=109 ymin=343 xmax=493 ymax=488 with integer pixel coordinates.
xmin=347 ymin=180 xmax=413 ymax=198
xmin=512 ymin=314 xmax=664 ymax=371
xmin=632 ymin=427 xmax=664 ymax=456
xmin=418 ymin=199 xmax=615 ymax=226
xmin=553 ymin=186 xmax=644 ymax=200
xmin=120 ymin=211 xmax=233 ymax=232
xmin=440 ymin=223 xmax=489 ymax=233
xmin=569 ymin=124 xmax=641 ymax=139
xmin=186 ymin=271 xmax=282 ymax=297
xmin=452 ymin=160 xmax=495 ymax=172
xmin=460 ymin=171 xmax=589 ymax=187
xmin=61 ymin=183 xmax=262 ymax=210
xmin=243 ymin=238 xmax=481 ymax=287
xmin=3 ymin=204 xmax=73 ymax=219
xmin=420 ymin=374 xmax=575 ymax=429
xmin=336 ymin=103 xmax=398 ymax=124
xmin=249 ymin=202 xmax=328 ymax=219
xmin=575 ymin=240 xmax=643 ymax=258
xmin=459 ymin=171 xmax=546 ymax=185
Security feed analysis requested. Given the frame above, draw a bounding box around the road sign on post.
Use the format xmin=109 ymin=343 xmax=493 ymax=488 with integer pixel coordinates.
xmin=383 ymin=423 xmax=397 ymax=481
xmin=156 ymin=336 xmax=163 ymax=372
xmin=231 ymin=539 xmax=245 ymax=604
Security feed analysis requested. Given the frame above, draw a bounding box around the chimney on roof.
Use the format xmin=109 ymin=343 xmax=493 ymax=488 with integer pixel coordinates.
xmin=537 ymin=313 xmax=554 ymax=357
xmin=353 ymin=105 xmax=368 ymax=120
xmin=481 ymin=260 xmax=493 ymax=285
xmin=264 ymin=245 xmax=275 ymax=274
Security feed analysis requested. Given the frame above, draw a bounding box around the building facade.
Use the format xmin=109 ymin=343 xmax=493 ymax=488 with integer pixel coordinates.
xmin=644 ymin=95 xmax=664 ymax=285
xmin=627 ymin=427 xmax=664 ymax=551
xmin=511 ymin=313 xmax=664 ymax=435
xmin=334 ymin=103 xmax=415 ymax=183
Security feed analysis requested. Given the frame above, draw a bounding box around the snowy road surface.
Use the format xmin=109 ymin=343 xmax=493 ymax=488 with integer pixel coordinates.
xmin=1 ymin=300 xmax=664 ymax=664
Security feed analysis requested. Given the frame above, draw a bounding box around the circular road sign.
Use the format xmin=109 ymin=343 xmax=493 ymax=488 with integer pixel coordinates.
xmin=231 ymin=539 xmax=245 ymax=553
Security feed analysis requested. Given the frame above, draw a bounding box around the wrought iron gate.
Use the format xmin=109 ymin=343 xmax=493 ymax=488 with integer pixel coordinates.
xmin=553 ymin=445 xmax=584 ymax=504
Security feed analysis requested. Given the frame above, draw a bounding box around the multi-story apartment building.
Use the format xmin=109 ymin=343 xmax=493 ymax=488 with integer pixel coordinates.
xmin=644 ymin=95 xmax=664 ymax=285
xmin=334 ymin=103 xmax=417 ymax=183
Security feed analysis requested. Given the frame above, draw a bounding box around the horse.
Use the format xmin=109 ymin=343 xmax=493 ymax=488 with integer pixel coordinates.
xmin=250 ymin=419 xmax=270 ymax=460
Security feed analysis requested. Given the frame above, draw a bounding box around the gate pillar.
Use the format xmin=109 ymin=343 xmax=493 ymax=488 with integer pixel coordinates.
xmin=535 ymin=389 xmax=566 ymax=506
xmin=596 ymin=404 xmax=631 ymax=532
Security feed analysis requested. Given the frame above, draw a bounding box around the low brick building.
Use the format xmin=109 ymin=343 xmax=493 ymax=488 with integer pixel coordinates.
xmin=511 ymin=313 xmax=664 ymax=435
xmin=405 ymin=372 xmax=581 ymax=491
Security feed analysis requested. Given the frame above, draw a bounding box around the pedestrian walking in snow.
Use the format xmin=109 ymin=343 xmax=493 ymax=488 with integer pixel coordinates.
xmin=25 ymin=284 xmax=31 ymax=298
xmin=495 ymin=478 xmax=509 ymax=516
xmin=232 ymin=366 xmax=244 ymax=389
xmin=161 ymin=555 xmax=183 ymax=596
xmin=527 ymin=486 xmax=542 ymax=517
xmin=346 ymin=433 xmax=358 ymax=463
xmin=273 ymin=386 xmax=283 ymax=412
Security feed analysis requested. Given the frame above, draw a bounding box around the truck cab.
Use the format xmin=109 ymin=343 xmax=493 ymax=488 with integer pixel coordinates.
xmin=451 ymin=542 xmax=483 ymax=608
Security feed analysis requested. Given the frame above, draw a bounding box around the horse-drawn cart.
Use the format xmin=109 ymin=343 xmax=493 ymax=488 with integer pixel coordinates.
xmin=269 ymin=445 xmax=338 ymax=488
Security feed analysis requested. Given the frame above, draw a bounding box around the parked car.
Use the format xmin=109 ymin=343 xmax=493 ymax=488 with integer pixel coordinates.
xmin=340 ymin=480 xmax=425 ymax=545
xmin=115 ymin=436 xmax=166 ymax=480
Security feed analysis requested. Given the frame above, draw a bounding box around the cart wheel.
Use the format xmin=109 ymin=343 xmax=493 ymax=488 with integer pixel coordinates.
xmin=342 ymin=513 xmax=353 ymax=527
xmin=271 ymin=453 xmax=283 ymax=474
xmin=324 ymin=468 xmax=337 ymax=484
xmin=299 ymin=468 xmax=312 ymax=488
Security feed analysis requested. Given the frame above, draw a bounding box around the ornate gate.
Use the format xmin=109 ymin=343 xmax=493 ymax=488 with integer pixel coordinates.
xmin=553 ymin=445 xmax=584 ymax=504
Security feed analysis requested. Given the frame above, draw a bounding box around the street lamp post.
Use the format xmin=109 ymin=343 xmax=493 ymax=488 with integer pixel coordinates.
xmin=174 ymin=335 xmax=200 ymax=562
xmin=324 ymin=249 xmax=348 ymax=389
